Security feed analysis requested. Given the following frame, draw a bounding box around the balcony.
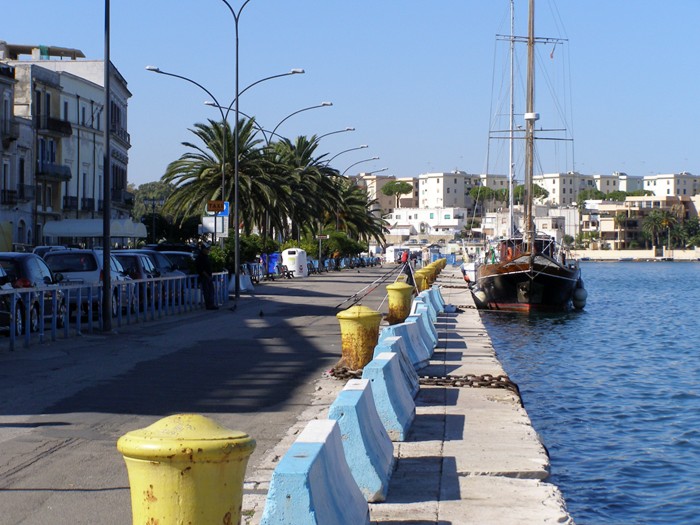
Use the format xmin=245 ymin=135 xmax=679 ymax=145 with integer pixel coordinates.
xmin=1 ymin=119 xmax=20 ymax=147
xmin=1 ymin=190 xmax=18 ymax=205
xmin=81 ymin=197 xmax=95 ymax=211
xmin=63 ymin=196 xmax=79 ymax=210
xmin=112 ymin=188 xmax=134 ymax=207
xmin=111 ymin=125 xmax=131 ymax=146
xmin=17 ymin=185 xmax=35 ymax=202
xmin=36 ymin=115 xmax=73 ymax=137
xmin=36 ymin=161 xmax=72 ymax=182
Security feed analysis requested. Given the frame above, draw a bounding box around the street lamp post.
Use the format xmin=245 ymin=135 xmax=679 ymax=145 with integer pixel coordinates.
xmin=317 ymin=127 xmax=354 ymax=141
xmin=342 ymin=156 xmax=380 ymax=176
xmin=325 ymin=145 xmax=369 ymax=166
xmin=269 ymin=102 xmax=332 ymax=139
xmin=143 ymin=198 xmax=165 ymax=244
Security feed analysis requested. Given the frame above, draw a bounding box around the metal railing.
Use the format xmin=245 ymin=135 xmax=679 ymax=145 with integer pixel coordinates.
xmin=0 ymin=272 xmax=229 ymax=351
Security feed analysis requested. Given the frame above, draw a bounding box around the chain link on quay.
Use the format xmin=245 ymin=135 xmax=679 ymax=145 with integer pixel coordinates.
xmin=328 ymin=366 xmax=522 ymax=403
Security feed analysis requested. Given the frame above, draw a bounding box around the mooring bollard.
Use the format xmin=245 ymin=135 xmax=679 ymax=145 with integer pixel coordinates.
xmin=117 ymin=414 xmax=256 ymax=525
xmin=413 ymin=271 xmax=426 ymax=293
xmin=336 ymin=305 xmax=383 ymax=370
xmin=385 ymin=282 xmax=414 ymax=325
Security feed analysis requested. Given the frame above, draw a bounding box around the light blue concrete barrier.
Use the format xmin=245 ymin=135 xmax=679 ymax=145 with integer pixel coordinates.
xmin=362 ymin=352 xmax=416 ymax=441
xmin=373 ymin=335 xmax=420 ymax=398
xmin=378 ymin=323 xmax=430 ymax=369
xmin=410 ymin=303 xmax=438 ymax=347
xmin=413 ymin=294 xmax=437 ymax=324
xmin=328 ymin=379 xmax=394 ymax=502
xmin=261 ymin=419 xmax=370 ymax=525
xmin=430 ymin=284 xmax=446 ymax=312
xmin=418 ymin=289 xmax=441 ymax=317
xmin=405 ymin=313 xmax=436 ymax=354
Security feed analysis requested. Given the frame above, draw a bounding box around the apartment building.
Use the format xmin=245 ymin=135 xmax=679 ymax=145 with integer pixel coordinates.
xmin=643 ymin=172 xmax=699 ymax=198
xmin=0 ymin=41 xmax=133 ymax=248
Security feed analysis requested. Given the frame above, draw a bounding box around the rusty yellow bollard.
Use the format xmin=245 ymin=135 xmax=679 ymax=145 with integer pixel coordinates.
xmin=336 ymin=305 xmax=383 ymax=370
xmin=117 ymin=414 xmax=256 ymax=525
xmin=385 ymin=281 xmax=414 ymax=325
xmin=414 ymin=270 xmax=427 ymax=292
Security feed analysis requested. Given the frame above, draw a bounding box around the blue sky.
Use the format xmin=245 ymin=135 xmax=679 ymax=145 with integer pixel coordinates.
xmin=5 ymin=1 xmax=700 ymax=187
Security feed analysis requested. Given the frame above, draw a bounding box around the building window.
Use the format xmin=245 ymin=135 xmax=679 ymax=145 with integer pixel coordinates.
xmin=81 ymin=106 xmax=86 ymax=125
xmin=444 ymin=214 xmax=451 ymax=220
xmin=63 ymin=101 xmax=69 ymax=121
xmin=429 ymin=213 xmax=434 ymax=219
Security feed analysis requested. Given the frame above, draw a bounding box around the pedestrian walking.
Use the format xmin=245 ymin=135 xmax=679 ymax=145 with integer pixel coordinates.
xmin=195 ymin=242 xmax=218 ymax=310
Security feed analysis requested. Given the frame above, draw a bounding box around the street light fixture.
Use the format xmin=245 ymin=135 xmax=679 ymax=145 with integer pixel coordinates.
xmin=325 ymin=145 xmax=369 ymax=166
xmin=365 ymin=167 xmax=389 ymax=175
xmin=269 ymin=102 xmax=333 ymax=140
xmin=342 ymin=156 xmax=380 ymax=176
xmin=317 ymin=127 xmax=355 ymax=141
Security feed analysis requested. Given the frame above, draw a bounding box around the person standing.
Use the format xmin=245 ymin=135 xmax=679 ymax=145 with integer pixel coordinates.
xmin=195 ymin=243 xmax=218 ymax=310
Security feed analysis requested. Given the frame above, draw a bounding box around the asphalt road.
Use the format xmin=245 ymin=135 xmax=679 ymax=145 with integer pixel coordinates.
xmin=0 ymin=264 xmax=404 ymax=525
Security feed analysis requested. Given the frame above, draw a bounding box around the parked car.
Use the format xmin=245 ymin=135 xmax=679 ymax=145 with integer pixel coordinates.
xmin=159 ymin=251 xmax=196 ymax=275
xmin=0 ymin=252 xmax=66 ymax=332
xmin=32 ymin=245 xmax=67 ymax=259
xmin=116 ymin=249 xmax=187 ymax=305
xmin=0 ymin=265 xmax=21 ymax=335
xmin=43 ymin=249 xmax=135 ymax=317
xmin=112 ymin=252 xmax=161 ymax=308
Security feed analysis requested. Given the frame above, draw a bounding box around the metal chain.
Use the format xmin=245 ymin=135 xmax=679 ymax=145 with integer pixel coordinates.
xmin=329 ymin=368 xmax=521 ymax=401
xmin=328 ymin=367 xmax=363 ymax=380
xmin=419 ymin=373 xmax=521 ymax=398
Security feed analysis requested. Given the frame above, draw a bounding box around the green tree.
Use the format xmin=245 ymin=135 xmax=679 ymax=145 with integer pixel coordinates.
xmin=642 ymin=209 xmax=664 ymax=247
xmin=381 ymin=180 xmax=414 ymax=208
xmin=576 ymin=189 xmax=606 ymax=210
xmin=614 ymin=211 xmax=628 ymax=249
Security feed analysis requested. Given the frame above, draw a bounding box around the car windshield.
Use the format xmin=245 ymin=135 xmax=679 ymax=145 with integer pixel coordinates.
xmin=45 ymin=253 xmax=98 ymax=273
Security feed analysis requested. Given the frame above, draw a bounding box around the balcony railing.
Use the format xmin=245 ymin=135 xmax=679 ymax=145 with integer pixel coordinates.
xmin=1 ymin=119 xmax=20 ymax=146
xmin=111 ymin=126 xmax=131 ymax=145
xmin=63 ymin=196 xmax=79 ymax=210
xmin=36 ymin=161 xmax=72 ymax=182
xmin=1 ymin=190 xmax=18 ymax=205
xmin=81 ymin=197 xmax=95 ymax=211
xmin=35 ymin=115 xmax=73 ymax=136
xmin=17 ymin=185 xmax=35 ymax=201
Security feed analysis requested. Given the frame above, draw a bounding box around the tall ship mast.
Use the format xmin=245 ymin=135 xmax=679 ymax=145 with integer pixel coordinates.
xmin=471 ymin=0 xmax=587 ymax=312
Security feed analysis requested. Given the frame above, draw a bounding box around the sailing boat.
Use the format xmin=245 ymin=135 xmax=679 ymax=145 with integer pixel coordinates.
xmin=471 ymin=0 xmax=587 ymax=312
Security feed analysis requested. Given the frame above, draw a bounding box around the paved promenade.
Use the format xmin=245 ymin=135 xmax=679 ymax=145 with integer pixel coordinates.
xmin=0 ymin=262 xmax=573 ymax=524
xmin=242 ymin=265 xmax=574 ymax=525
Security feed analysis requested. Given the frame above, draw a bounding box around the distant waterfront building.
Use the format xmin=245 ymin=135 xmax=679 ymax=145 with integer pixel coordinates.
xmin=643 ymin=172 xmax=699 ymax=198
xmin=384 ymin=206 xmax=469 ymax=244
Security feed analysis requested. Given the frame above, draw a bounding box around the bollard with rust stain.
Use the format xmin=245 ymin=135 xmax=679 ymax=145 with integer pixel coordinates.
xmin=413 ymin=270 xmax=427 ymax=292
xmin=117 ymin=414 xmax=256 ymax=525
xmin=385 ymin=282 xmax=414 ymax=325
xmin=336 ymin=305 xmax=383 ymax=370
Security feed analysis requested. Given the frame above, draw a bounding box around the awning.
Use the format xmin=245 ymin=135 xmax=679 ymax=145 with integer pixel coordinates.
xmin=42 ymin=219 xmax=147 ymax=238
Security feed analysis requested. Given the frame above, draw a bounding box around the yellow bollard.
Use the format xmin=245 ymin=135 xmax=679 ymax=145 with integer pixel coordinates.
xmin=117 ymin=414 xmax=256 ymax=525
xmin=336 ymin=305 xmax=383 ymax=370
xmin=385 ymin=281 xmax=414 ymax=325
xmin=414 ymin=270 xmax=427 ymax=292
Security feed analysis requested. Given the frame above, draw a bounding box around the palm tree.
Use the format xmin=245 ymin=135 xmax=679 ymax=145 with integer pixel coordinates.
xmin=161 ymin=118 xmax=265 ymax=230
xmin=642 ymin=210 xmax=664 ymax=248
xmin=659 ymin=210 xmax=678 ymax=250
xmin=614 ymin=211 xmax=627 ymax=250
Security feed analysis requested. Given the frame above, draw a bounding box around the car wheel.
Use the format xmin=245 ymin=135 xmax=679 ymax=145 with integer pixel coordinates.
xmin=14 ymin=303 xmax=24 ymax=335
xmin=56 ymin=301 xmax=66 ymax=328
xmin=29 ymin=304 xmax=40 ymax=332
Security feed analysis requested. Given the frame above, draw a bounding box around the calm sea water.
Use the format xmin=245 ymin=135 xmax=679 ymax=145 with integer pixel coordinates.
xmin=480 ymin=262 xmax=700 ymax=525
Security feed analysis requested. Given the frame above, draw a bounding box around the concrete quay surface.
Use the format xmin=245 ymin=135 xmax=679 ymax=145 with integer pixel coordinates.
xmin=0 ymin=262 xmax=574 ymax=524
xmin=243 ymin=265 xmax=574 ymax=525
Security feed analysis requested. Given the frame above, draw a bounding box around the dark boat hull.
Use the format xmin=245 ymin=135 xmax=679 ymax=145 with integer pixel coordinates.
xmin=473 ymin=254 xmax=581 ymax=312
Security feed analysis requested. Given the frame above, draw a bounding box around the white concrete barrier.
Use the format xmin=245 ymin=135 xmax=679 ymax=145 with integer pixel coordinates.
xmin=378 ymin=323 xmax=430 ymax=369
xmin=362 ymin=352 xmax=416 ymax=441
xmin=418 ymin=289 xmax=441 ymax=316
xmin=328 ymin=379 xmax=394 ymax=502
xmin=260 ymin=419 xmax=370 ymax=525
xmin=373 ymin=335 xmax=420 ymax=398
